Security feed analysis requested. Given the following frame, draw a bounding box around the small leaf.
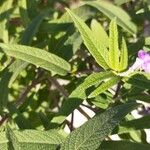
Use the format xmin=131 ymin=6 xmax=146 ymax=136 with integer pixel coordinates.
xmin=119 ymin=37 xmax=128 ymax=71
xmin=66 ymin=8 xmax=109 ymax=69
xmin=0 ymin=43 xmax=71 ymax=76
xmin=88 ymin=76 xmax=120 ymax=98
xmin=108 ymin=19 xmax=119 ymax=71
xmin=61 ymin=102 xmax=139 ymax=150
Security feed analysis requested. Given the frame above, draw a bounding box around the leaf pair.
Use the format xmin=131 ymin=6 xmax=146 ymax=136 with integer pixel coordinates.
xmin=66 ymin=8 xmax=128 ymax=72
xmin=66 ymin=8 xmax=109 ymax=70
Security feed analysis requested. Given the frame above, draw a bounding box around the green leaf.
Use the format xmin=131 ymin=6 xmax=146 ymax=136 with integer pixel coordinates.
xmin=85 ymin=1 xmax=137 ymax=34
xmin=0 ymin=68 xmax=12 ymax=113
xmin=91 ymin=19 xmax=109 ymax=48
xmin=8 ymin=10 xmax=49 ymax=86
xmin=51 ymin=71 xmax=113 ymax=125
xmin=100 ymin=141 xmax=150 ymax=150
xmin=0 ymin=132 xmax=9 ymax=150
xmin=145 ymin=37 xmax=150 ymax=45
xmin=128 ymin=94 xmax=150 ymax=103
xmin=7 ymin=129 xmax=65 ymax=150
xmin=0 ymin=0 xmax=13 ymax=43
xmin=0 ymin=43 xmax=71 ymax=76
xmin=70 ymin=71 xmax=114 ymax=99
xmin=91 ymin=94 xmax=113 ymax=109
xmin=8 ymin=60 xmax=28 ymax=87
xmin=113 ymin=115 xmax=150 ymax=134
xmin=20 ymin=9 xmax=50 ymax=45
xmin=19 ymin=0 xmax=30 ymax=27
xmin=66 ymin=8 xmax=109 ymax=69
xmin=114 ymin=0 xmax=133 ymax=5
xmin=61 ymin=5 xmax=96 ymax=23
xmin=119 ymin=37 xmax=128 ymax=71
xmin=126 ymin=72 xmax=150 ymax=89
xmin=60 ymin=102 xmax=139 ymax=150
xmin=136 ymin=5 xmax=150 ymax=14
xmin=108 ymin=19 xmax=119 ymax=71
xmin=88 ymin=76 xmax=120 ymax=98
xmin=40 ymin=5 xmax=96 ymax=34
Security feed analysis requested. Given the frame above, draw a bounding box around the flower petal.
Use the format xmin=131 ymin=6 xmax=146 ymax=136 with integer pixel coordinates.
xmin=138 ymin=50 xmax=147 ymax=59
xmin=142 ymin=61 xmax=150 ymax=73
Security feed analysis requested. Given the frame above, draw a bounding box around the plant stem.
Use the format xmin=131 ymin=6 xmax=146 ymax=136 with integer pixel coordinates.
xmin=113 ymin=81 xmax=123 ymax=99
xmin=77 ymin=107 xmax=91 ymax=120
xmin=70 ymin=112 xmax=74 ymax=131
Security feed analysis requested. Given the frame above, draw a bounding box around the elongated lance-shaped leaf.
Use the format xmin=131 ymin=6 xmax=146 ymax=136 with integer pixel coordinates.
xmin=91 ymin=19 xmax=109 ymax=48
xmin=125 ymin=72 xmax=150 ymax=89
xmin=8 ymin=10 xmax=50 ymax=86
xmin=0 ymin=0 xmax=13 ymax=43
xmin=8 ymin=60 xmax=28 ymax=87
xmin=66 ymin=8 xmax=109 ymax=69
xmin=100 ymin=141 xmax=150 ymax=150
xmin=108 ymin=19 xmax=119 ymax=71
xmin=20 ymin=9 xmax=51 ymax=45
xmin=0 ymin=43 xmax=70 ymax=76
xmin=88 ymin=76 xmax=121 ymax=98
xmin=0 ymin=68 xmax=11 ymax=114
xmin=19 ymin=0 xmax=30 ymax=27
xmin=85 ymin=1 xmax=137 ymax=34
xmin=61 ymin=102 xmax=140 ymax=150
xmin=70 ymin=71 xmax=114 ymax=99
xmin=51 ymin=71 xmax=114 ymax=124
xmin=113 ymin=115 xmax=150 ymax=134
xmin=119 ymin=37 xmax=128 ymax=71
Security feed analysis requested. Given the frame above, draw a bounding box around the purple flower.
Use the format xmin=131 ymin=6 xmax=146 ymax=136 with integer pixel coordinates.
xmin=118 ymin=50 xmax=150 ymax=76
xmin=138 ymin=50 xmax=150 ymax=73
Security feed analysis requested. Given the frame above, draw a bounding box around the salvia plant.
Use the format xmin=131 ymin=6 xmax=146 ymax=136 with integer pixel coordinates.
xmin=0 ymin=0 xmax=150 ymax=150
